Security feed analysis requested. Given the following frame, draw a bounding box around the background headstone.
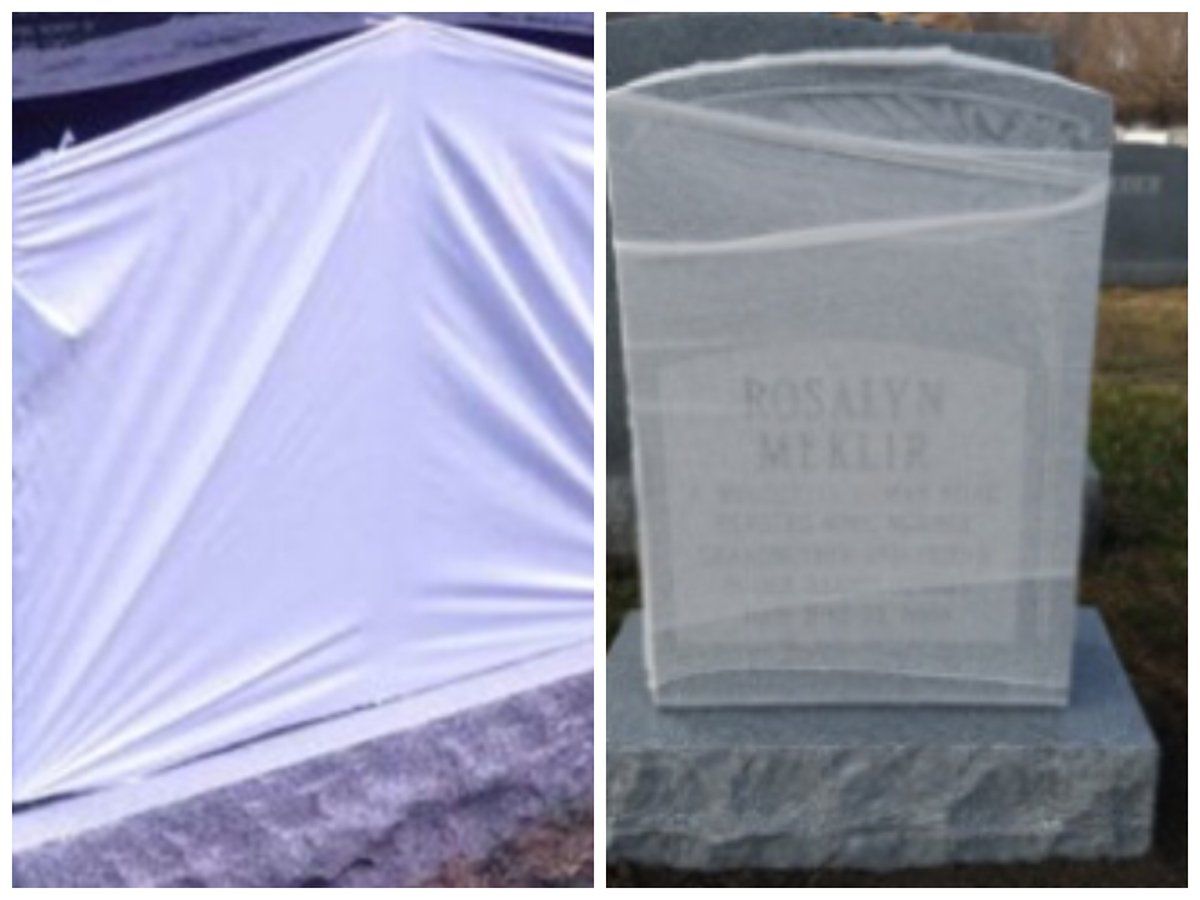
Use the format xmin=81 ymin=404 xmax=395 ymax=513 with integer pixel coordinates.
xmin=1102 ymin=143 xmax=1188 ymax=286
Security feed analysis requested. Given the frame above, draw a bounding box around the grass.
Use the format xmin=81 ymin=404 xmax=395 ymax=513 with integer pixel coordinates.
xmin=606 ymin=286 xmax=1187 ymax=887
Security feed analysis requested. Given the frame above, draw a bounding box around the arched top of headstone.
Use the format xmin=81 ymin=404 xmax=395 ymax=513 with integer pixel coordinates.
xmin=607 ymin=13 xmax=1057 ymax=88
xmin=612 ymin=47 xmax=1112 ymax=154
xmin=608 ymin=48 xmax=1111 ymax=251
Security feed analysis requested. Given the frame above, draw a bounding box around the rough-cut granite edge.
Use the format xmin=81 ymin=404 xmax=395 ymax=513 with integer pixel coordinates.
xmin=608 ymin=744 xmax=1155 ymax=872
xmin=607 ymin=610 xmax=1157 ymax=872
xmin=15 ymin=670 xmax=593 ymax=887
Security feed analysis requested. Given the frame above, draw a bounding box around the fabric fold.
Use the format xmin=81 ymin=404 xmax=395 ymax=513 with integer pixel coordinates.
xmin=14 ymin=19 xmax=594 ymax=802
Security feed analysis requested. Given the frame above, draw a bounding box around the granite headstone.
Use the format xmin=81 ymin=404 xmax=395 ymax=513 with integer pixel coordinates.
xmin=1102 ymin=143 xmax=1188 ymax=287
xmin=606 ymin=44 xmax=1156 ymax=872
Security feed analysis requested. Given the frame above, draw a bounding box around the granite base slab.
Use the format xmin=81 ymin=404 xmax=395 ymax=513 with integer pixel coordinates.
xmin=15 ymin=645 xmax=593 ymax=887
xmin=607 ymin=610 xmax=1156 ymax=872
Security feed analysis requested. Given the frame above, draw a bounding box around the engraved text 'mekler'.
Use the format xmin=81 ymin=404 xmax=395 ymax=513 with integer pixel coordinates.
xmin=657 ymin=341 xmax=1026 ymax=646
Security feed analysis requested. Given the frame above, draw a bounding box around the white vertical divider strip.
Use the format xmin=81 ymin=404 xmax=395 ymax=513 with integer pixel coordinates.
xmin=591 ymin=11 xmax=607 ymax=888
xmin=3 ymin=6 xmax=16 ymax=888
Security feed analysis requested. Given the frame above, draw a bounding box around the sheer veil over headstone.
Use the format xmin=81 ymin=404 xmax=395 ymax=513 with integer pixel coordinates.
xmin=609 ymin=48 xmax=1112 ymax=706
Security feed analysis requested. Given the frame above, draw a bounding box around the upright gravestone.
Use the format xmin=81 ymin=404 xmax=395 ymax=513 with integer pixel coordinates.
xmin=1102 ymin=142 xmax=1188 ymax=287
xmin=607 ymin=47 xmax=1157 ymax=870
xmin=604 ymin=13 xmax=1107 ymax=561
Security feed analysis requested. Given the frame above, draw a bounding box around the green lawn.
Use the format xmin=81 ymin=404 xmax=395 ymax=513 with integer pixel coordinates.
xmin=606 ymin=286 xmax=1187 ymax=887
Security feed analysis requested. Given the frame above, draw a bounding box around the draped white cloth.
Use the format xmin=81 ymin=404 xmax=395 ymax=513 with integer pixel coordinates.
xmin=14 ymin=20 xmax=594 ymax=802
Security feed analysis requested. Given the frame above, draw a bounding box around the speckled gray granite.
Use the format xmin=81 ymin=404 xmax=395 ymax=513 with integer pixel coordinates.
xmin=15 ymin=670 xmax=593 ymax=887
xmin=607 ymin=610 xmax=1156 ymax=871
